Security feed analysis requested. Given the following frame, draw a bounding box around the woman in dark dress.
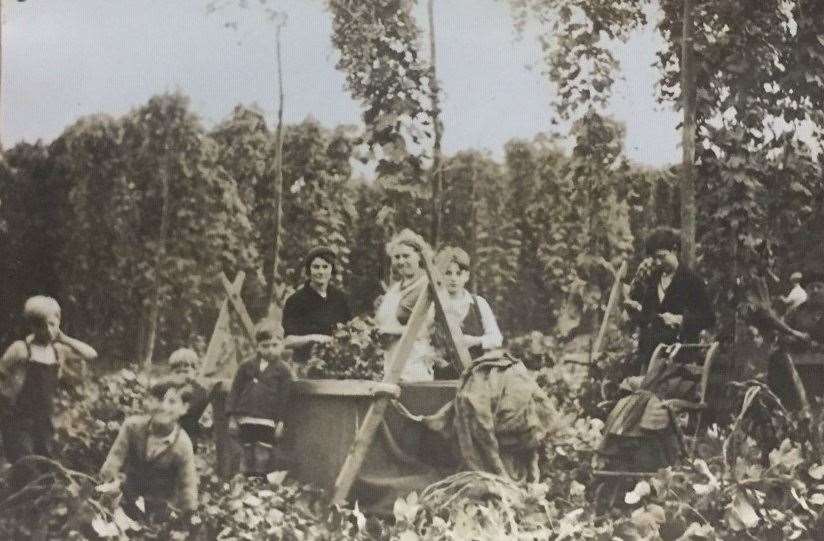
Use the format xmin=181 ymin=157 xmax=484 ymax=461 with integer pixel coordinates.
xmin=283 ymin=246 xmax=352 ymax=364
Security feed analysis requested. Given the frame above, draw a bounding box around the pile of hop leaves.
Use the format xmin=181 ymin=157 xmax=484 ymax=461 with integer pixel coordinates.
xmin=0 ymin=456 xmax=120 ymax=540
xmin=148 ymin=470 xmax=389 ymax=541
xmin=54 ymin=368 xmax=151 ymax=473
xmin=303 ymin=317 xmax=385 ymax=380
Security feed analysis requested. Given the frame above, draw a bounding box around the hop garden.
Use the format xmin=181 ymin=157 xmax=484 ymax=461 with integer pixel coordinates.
xmin=2 ymin=0 xmax=824 ymax=539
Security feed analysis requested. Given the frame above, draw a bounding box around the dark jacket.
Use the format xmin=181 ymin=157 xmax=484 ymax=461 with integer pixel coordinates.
xmin=225 ymin=357 xmax=291 ymax=422
xmin=637 ymin=265 xmax=715 ymax=363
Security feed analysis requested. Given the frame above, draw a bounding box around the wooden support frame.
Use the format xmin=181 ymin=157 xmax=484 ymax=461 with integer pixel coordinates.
xmin=200 ymin=272 xmax=256 ymax=380
xmin=591 ymin=261 xmax=627 ymax=362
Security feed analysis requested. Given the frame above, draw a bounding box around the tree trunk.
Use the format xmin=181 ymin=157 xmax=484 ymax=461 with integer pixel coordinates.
xmin=268 ymin=21 xmax=286 ymax=312
xmin=427 ymin=0 xmax=444 ymax=249
xmin=680 ymin=0 xmax=697 ymax=267
xmin=143 ymin=164 xmax=171 ymax=366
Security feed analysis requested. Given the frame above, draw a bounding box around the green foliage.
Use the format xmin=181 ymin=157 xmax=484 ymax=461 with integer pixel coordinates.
xmin=328 ymin=0 xmax=431 ymax=177
xmin=49 ymin=94 xmax=259 ymax=364
xmin=303 ymin=317 xmax=386 ymax=380
xmin=505 ymin=0 xmax=647 ymax=119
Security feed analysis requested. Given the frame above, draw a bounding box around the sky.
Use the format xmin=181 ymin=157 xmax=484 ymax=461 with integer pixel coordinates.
xmin=2 ymin=0 xmax=681 ymax=167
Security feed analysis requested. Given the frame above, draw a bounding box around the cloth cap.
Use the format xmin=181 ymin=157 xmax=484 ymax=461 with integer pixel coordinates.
xmin=436 ymin=246 xmax=471 ymax=272
xmin=255 ymin=319 xmax=285 ymax=342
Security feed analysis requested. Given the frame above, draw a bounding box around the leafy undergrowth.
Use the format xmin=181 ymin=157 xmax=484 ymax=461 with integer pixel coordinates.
xmin=302 ymin=317 xmax=386 ymax=380
xmin=6 ymin=336 xmax=824 ymax=539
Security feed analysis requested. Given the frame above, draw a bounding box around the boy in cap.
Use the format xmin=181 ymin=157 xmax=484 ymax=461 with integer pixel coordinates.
xmin=226 ymin=321 xmax=292 ymax=476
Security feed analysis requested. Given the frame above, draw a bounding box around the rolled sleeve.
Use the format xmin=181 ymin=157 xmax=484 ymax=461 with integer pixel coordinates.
xmin=475 ymin=297 xmax=503 ymax=350
xmin=175 ymin=433 xmax=199 ymax=511
xmin=100 ymin=418 xmax=133 ymax=482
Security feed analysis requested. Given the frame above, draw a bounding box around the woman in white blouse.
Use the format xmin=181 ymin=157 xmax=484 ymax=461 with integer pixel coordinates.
xmin=433 ymin=247 xmax=503 ymax=372
xmin=374 ymin=229 xmax=438 ymax=382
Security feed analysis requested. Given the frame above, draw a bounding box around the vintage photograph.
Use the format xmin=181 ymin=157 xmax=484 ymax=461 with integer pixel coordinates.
xmin=1 ymin=0 xmax=823 ymax=538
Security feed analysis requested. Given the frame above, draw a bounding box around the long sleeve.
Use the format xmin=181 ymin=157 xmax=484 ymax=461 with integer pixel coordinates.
xmin=274 ymin=362 xmax=292 ymax=423
xmin=175 ymin=433 xmax=198 ymax=512
xmin=681 ymin=273 xmax=715 ymax=340
xmin=225 ymin=363 xmax=249 ymax=415
xmin=100 ymin=418 xmax=132 ymax=482
xmin=282 ymin=293 xmax=304 ymax=337
xmin=0 ymin=341 xmax=27 ymax=403
xmin=475 ymin=297 xmax=503 ymax=350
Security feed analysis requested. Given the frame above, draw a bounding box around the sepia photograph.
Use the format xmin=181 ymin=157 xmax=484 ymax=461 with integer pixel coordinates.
xmin=1 ymin=0 xmax=823 ymax=538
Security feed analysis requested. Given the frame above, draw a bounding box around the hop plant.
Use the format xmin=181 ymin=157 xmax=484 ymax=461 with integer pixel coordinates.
xmin=302 ymin=317 xmax=385 ymax=380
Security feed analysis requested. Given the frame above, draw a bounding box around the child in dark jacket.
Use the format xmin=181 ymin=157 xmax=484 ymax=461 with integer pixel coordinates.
xmin=226 ymin=321 xmax=292 ymax=476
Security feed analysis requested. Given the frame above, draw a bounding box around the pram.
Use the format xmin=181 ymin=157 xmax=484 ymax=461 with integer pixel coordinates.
xmin=592 ymin=341 xmax=720 ymax=509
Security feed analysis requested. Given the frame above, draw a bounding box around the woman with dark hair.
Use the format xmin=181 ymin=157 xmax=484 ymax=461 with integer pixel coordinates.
xmin=431 ymin=247 xmax=502 ymax=376
xmin=374 ymin=229 xmax=437 ymax=382
xmin=624 ymin=227 xmax=715 ymax=371
xmin=283 ymin=246 xmax=352 ymax=364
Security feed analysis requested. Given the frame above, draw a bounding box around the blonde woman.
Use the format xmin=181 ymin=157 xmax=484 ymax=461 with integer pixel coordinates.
xmin=374 ymin=229 xmax=437 ymax=382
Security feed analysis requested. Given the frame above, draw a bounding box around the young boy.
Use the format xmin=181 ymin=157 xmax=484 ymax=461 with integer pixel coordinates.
xmin=226 ymin=321 xmax=292 ymax=476
xmin=0 ymin=295 xmax=98 ymax=461
xmin=167 ymin=347 xmax=218 ymax=452
xmin=99 ymin=377 xmax=199 ymax=519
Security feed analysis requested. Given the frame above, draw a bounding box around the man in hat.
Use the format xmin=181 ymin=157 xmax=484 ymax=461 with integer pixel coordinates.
xmin=283 ymin=246 xmax=352 ymax=364
xmin=768 ymin=271 xmax=824 ymax=409
xmin=780 ymin=272 xmax=808 ymax=314
xmin=624 ymin=227 xmax=715 ymax=372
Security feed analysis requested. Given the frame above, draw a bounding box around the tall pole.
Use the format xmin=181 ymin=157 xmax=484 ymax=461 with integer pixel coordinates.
xmin=680 ymin=0 xmax=697 ymax=267
xmin=268 ymin=18 xmax=285 ymax=311
xmin=427 ymin=0 xmax=443 ymax=248
xmin=1 ymin=0 xmax=4 ymax=149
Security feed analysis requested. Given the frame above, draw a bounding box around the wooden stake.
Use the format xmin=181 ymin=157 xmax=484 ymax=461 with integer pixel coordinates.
xmin=422 ymin=255 xmax=472 ymax=374
xmin=331 ymin=283 xmax=433 ymax=505
xmin=200 ymin=272 xmax=246 ymax=379
xmin=220 ymin=271 xmax=256 ymax=344
xmin=592 ymin=261 xmax=627 ymax=362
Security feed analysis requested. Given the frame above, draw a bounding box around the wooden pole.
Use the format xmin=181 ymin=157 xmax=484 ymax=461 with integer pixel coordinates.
xmin=331 ymin=284 xmax=433 ymax=505
xmin=200 ymin=272 xmax=246 ymax=379
xmin=267 ymin=18 xmax=286 ymax=313
xmin=591 ymin=261 xmax=628 ymax=362
xmin=0 ymin=0 xmax=4 ymax=148
xmin=427 ymin=0 xmax=443 ymax=248
xmin=143 ymin=160 xmax=171 ymax=367
xmin=422 ymin=254 xmax=472 ymax=374
xmin=783 ymin=352 xmax=821 ymax=456
xmin=220 ymin=271 xmax=256 ymax=344
xmin=680 ymin=0 xmax=698 ymax=267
